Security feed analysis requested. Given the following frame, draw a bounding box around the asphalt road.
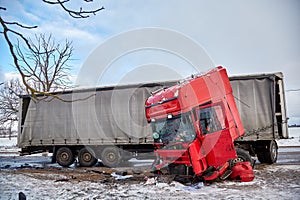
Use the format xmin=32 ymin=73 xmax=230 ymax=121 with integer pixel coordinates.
xmin=277 ymin=146 xmax=300 ymax=164
xmin=0 ymin=146 xmax=299 ymax=169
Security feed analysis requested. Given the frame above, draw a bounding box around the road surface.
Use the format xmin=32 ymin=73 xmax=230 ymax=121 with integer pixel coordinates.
xmin=277 ymin=146 xmax=300 ymax=164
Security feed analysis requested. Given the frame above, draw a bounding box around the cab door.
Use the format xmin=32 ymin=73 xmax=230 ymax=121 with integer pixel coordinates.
xmin=194 ymin=103 xmax=237 ymax=168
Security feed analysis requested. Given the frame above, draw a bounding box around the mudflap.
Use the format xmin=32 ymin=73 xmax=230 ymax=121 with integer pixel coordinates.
xmin=230 ymin=161 xmax=254 ymax=182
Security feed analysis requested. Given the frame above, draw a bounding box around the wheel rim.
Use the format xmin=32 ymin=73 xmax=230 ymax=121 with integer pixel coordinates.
xmin=270 ymin=143 xmax=277 ymax=161
xmin=106 ymin=152 xmax=116 ymax=162
xmin=83 ymin=152 xmax=92 ymax=162
xmin=61 ymin=152 xmax=69 ymax=161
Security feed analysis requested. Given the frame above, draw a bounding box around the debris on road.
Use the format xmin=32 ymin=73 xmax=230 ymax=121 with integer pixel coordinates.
xmin=111 ymin=172 xmax=133 ymax=180
xmin=144 ymin=176 xmax=157 ymax=185
xmin=182 ymin=182 xmax=204 ymax=192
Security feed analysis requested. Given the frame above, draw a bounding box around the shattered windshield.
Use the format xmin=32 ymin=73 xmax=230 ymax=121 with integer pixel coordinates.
xmin=151 ymin=113 xmax=196 ymax=144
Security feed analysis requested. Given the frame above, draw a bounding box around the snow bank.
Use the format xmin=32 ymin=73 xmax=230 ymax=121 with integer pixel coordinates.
xmin=0 ymin=137 xmax=19 ymax=155
xmin=277 ymin=127 xmax=300 ymax=147
xmin=0 ymin=137 xmax=17 ymax=147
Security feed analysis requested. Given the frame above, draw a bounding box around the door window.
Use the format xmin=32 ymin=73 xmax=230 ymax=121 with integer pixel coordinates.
xmin=198 ymin=105 xmax=225 ymax=135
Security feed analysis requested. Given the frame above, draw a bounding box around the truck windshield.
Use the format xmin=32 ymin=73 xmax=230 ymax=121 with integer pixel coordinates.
xmin=151 ymin=113 xmax=196 ymax=144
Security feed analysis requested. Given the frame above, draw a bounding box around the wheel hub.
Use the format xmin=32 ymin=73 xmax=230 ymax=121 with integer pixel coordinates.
xmin=61 ymin=152 xmax=69 ymax=161
xmin=83 ymin=153 xmax=92 ymax=162
xmin=107 ymin=152 xmax=116 ymax=162
xmin=271 ymin=144 xmax=277 ymax=160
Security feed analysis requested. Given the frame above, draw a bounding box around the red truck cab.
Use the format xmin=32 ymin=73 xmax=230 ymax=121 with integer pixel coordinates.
xmin=145 ymin=66 xmax=254 ymax=182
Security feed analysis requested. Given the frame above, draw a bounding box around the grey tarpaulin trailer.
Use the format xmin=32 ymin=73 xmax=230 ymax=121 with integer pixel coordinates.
xmin=18 ymin=73 xmax=288 ymax=167
xmin=17 ymin=82 xmax=175 ymax=167
xmin=230 ymin=72 xmax=288 ymax=164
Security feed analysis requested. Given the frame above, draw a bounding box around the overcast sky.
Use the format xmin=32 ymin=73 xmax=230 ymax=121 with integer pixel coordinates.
xmin=0 ymin=0 xmax=299 ymax=124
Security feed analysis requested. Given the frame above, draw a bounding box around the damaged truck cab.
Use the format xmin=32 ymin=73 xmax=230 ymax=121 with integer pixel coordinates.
xmin=145 ymin=67 xmax=254 ymax=182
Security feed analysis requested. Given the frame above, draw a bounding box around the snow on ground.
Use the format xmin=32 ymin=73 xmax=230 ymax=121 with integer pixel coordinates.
xmin=0 ymin=137 xmax=17 ymax=147
xmin=277 ymin=127 xmax=300 ymax=147
xmin=0 ymin=137 xmax=20 ymax=158
xmin=0 ymin=137 xmax=17 ymax=150
xmin=0 ymin=164 xmax=299 ymax=199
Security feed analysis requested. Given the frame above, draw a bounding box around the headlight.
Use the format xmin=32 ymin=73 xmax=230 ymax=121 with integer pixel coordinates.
xmin=153 ymin=132 xmax=160 ymax=139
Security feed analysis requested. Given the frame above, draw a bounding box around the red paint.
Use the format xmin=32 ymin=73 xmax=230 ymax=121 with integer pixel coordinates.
xmin=230 ymin=162 xmax=255 ymax=182
xmin=145 ymin=67 xmax=253 ymax=182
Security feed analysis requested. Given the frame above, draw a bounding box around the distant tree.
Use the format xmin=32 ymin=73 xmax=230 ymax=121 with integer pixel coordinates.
xmin=0 ymin=79 xmax=24 ymax=137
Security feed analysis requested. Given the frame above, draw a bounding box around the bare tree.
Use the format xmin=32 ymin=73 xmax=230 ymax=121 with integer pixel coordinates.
xmin=0 ymin=79 xmax=24 ymax=137
xmin=0 ymin=1 xmax=104 ymax=97
xmin=0 ymin=33 xmax=73 ymax=135
xmin=16 ymin=34 xmax=73 ymax=93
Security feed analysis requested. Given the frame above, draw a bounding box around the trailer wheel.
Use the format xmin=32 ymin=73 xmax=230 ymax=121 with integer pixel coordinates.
xmin=236 ymin=148 xmax=252 ymax=162
xmin=56 ymin=147 xmax=75 ymax=167
xmin=78 ymin=147 xmax=98 ymax=167
xmin=257 ymin=140 xmax=278 ymax=164
xmin=101 ymin=146 xmax=121 ymax=168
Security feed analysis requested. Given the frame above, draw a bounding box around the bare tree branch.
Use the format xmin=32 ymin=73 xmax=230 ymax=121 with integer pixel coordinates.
xmin=42 ymin=0 xmax=104 ymax=18
xmin=4 ymin=21 xmax=38 ymax=29
xmin=0 ymin=1 xmax=104 ymax=100
xmin=16 ymin=33 xmax=73 ymax=93
xmin=0 ymin=16 xmax=36 ymax=96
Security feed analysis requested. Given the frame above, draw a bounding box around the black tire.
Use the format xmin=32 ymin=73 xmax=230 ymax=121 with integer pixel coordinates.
xmin=100 ymin=146 xmax=121 ymax=168
xmin=236 ymin=148 xmax=252 ymax=163
xmin=78 ymin=147 xmax=98 ymax=167
xmin=257 ymin=140 xmax=278 ymax=164
xmin=56 ymin=147 xmax=75 ymax=167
